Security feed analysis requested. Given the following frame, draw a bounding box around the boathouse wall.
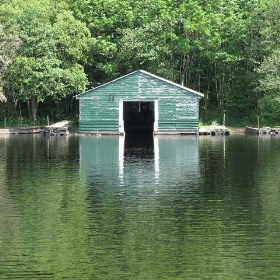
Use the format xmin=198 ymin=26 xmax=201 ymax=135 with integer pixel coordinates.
xmin=75 ymin=70 xmax=203 ymax=134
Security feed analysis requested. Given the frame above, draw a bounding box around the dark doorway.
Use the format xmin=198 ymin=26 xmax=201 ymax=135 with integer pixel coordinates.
xmin=123 ymin=101 xmax=154 ymax=134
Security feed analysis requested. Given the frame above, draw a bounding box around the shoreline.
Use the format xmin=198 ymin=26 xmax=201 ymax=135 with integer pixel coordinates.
xmin=0 ymin=126 xmax=246 ymax=135
xmin=0 ymin=126 xmax=45 ymax=134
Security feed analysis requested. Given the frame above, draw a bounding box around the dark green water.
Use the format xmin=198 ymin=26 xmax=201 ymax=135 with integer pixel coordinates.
xmin=1 ymin=134 xmax=280 ymax=279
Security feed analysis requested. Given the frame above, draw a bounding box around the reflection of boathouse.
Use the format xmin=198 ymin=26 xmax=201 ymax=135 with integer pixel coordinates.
xmin=79 ymin=136 xmax=200 ymax=188
xmin=75 ymin=70 xmax=203 ymax=135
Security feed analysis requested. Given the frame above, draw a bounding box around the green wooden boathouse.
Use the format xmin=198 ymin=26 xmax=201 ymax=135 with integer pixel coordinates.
xmin=75 ymin=70 xmax=204 ymax=135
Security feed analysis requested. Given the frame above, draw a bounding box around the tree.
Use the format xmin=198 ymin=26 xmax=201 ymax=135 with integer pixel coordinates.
xmin=0 ymin=24 xmax=21 ymax=102
xmin=1 ymin=0 xmax=91 ymax=121
xmin=257 ymin=49 xmax=280 ymax=123
xmin=53 ymin=10 xmax=94 ymax=65
xmin=118 ymin=19 xmax=176 ymax=79
xmin=0 ymin=0 xmax=278 ymax=124
xmin=8 ymin=57 xmax=87 ymax=121
xmin=245 ymin=0 xmax=280 ymax=124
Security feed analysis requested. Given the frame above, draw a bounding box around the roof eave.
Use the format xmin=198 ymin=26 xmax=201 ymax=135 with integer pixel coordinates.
xmin=139 ymin=70 xmax=204 ymax=97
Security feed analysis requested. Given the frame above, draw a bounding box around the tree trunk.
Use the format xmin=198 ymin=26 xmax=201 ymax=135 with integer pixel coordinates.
xmin=65 ymin=96 xmax=73 ymax=116
xmin=180 ymin=53 xmax=190 ymax=87
xmin=180 ymin=54 xmax=186 ymax=86
xmin=27 ymin=96 xmax=39 ymax=122
xmin=13 ymin=98 xmax=18 ymax=118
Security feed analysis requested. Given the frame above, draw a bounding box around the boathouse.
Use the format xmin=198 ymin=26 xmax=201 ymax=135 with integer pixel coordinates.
xmin=75 ymin=70 xmax=204 ymax=135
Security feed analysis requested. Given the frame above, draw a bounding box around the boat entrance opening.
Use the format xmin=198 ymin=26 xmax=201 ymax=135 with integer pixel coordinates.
xmin=123 ymin=101 xmax=155 ymax=134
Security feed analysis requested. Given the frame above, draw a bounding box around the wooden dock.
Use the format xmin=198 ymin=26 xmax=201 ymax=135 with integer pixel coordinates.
xmin=43 ymin=121 xmax=70 ymax=136
xmin=199 ymin=125 xmax=230 ymax=136
xmin=245 ymin=126 xmax=280 ymax=135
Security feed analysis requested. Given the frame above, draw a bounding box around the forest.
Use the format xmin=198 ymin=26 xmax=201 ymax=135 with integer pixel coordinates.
xmin=0 ymin=0 xmax=280 ymax=127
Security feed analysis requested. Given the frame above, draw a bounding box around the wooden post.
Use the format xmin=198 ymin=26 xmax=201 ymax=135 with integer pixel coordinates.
xmin=257 ymin=115 xmax=260 ymax=134
xmin=47 ymin=116 xmax=49 ymax=126
xmin=223 ymin=110 xmax=225 ymax=126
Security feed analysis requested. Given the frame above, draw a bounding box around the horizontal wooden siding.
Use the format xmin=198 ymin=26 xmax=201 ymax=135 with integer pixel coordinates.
xmin=78 ymin=71 xmax=200 ymax=132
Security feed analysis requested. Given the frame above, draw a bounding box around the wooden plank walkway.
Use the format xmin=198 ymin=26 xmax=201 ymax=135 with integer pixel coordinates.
xmin=43 ymin=121 xmax=70 ymax=136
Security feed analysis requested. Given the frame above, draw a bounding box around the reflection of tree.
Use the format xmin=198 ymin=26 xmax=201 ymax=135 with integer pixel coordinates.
xmin=2 ymin=135 xmax=280 ymax=279
xmin=255 ymin=137 xmax=280 ymax=277
xmin=2 ymin=135 xmax=98 ymax=279
xmin=0 ymin=136 xmax=23 ymax=277
xmin=199 ymin=136 xmax=262 ymax=210
xmin=198 ymin=136 xmax=280 ymax=278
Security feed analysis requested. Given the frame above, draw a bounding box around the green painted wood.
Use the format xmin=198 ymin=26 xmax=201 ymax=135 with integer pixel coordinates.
xmin=76 ymin=70 xmax=203 ymax=133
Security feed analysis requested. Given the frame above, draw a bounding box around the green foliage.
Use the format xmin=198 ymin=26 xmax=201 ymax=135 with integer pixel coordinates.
xmin=200 ymin=107 xmax=259 ymax=127
xmin=258 ymin=49 xmax=280 ymax=94
xmin=8 ymin=57 xmax=87 ymax=101
xmin=200 ymin=108 xmax=223 ymax=126
xmin=53 ymin=10 xmax=94 ymax=65
xmin=0 ymin=0 xmax=91 ymax=121
xmin=0 ymin=24 xmax=21 ymax=101
xmin=257 ymin=49 xmax=280 ymax=125
xmin=0 ymin=116 xmax=48 ymax=128
xmin=118 ymin=19 xmax=175 ymax=76
xmin=0 ymin=0 xmax=280 ymax=124
xmin=259 ymin=95 xmax=280 ymax=125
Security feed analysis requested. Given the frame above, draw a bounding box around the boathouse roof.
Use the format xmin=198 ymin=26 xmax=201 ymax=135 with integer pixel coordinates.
xmin=75 ymin=70 xmax=204 ymax=99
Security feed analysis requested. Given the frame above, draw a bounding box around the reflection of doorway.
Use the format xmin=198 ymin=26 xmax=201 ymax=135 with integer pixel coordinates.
xmin=123 ymin=101 xmax=155 ymax=134
xmin=118 ymin=135 xmax=159 ymax=187
xmin=124 ymin=134 xmax=154 ymax=158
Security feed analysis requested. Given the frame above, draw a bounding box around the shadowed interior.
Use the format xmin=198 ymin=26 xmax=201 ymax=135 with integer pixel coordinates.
xmin=123 ymin=101 xmax=155 ymax=134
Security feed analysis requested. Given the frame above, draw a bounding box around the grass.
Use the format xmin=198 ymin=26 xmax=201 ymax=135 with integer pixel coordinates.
xmin=199 ymin=109 xmax=267 ymax=128
xmin=0 ymin=117 xmax=79 ymax=130
xmin=0 ymin=118 xmax=47 ymax=128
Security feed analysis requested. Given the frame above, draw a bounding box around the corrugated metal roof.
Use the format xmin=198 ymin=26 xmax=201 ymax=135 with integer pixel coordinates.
xmin=75 ymin=70 xmax=204 ymax=98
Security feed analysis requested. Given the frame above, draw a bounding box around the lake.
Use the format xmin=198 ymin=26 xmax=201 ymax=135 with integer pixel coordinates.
xmin=1 ymin=134 xmax=280 ymax=279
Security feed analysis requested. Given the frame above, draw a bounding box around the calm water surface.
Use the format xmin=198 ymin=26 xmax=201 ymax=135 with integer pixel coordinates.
xmin=1 ymin=134 xmax=280 ymax=279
